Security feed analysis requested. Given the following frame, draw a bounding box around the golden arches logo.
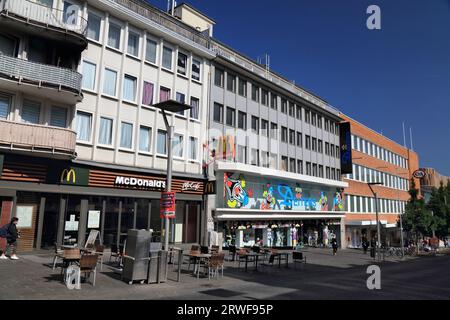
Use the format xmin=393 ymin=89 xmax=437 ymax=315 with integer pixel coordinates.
xmin=60 ymin=168 xmax=76 ymax=184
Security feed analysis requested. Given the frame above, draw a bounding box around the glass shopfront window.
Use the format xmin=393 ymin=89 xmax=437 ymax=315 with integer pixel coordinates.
xmin=104 ymin=197 xmax=120 ymax=247
xmin=63 ymin=195 xmax=82 ymax=246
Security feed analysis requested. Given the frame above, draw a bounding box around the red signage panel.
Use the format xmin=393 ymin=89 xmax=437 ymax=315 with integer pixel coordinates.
xmin=160 ymin=191 xmax=176 ymax=219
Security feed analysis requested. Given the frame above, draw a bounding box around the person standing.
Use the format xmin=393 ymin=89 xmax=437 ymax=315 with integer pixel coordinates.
xmin=3 ymin=217 xmax=20 ymax=260
xmin=331 ymin=236 xmax=338 ymax=255
xmin=362 ymin=235 xmax=369 ymax=254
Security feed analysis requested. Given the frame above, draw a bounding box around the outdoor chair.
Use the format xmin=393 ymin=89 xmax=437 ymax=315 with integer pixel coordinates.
xmin=60 ymin=248 xmax=81 ymax=275
xmin=200 ymin=246 xmax=209 ymax=254
xmin=78 ymin=254 xmax=99 ymax=286
xmin=52 ymin=243 xmax=64 ymax=270
xmin=202 ymin=253 xmax=225 ymax=279
xmin=95 ymin=244 xmax=105 ymax=271
xmin=292 ymin=251 xmax=306 ymax=268
xmin=227 ymin=245 xmax=237 ymax=261
xmin=211 ymin=245 xmax=220 ymax=254
xmin=236 ymin=248 xmax=250 ymax=269
xmin=186 ymin=248 xmax=201 ymax=272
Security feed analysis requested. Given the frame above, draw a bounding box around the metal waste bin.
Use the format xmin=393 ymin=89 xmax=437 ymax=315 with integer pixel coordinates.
xmin=147 ymin=249 xmax=168 ymax=284
xmin=122 ymin=229 xmax=151 ymax=284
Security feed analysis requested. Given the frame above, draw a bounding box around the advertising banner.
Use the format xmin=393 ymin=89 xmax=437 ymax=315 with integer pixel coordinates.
xmin=160 ymin=191 xmax=176 ymax=219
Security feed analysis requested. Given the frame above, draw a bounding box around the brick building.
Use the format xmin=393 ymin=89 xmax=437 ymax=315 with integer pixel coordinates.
xmin=340 ymin=114 xmax=420 ymax=248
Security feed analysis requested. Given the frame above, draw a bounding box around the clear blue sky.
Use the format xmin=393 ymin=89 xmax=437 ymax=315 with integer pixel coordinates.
xmin=152 ymin=0 xmax=450 ymax=176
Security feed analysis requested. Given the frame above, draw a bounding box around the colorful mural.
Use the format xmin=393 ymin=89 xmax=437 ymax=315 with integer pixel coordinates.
xmin=223 ymin=173 xmax=345 ymax=212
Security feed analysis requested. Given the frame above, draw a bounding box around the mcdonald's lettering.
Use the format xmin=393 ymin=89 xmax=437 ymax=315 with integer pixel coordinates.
xmin=60 ymin=168 xmax=76 ymax=184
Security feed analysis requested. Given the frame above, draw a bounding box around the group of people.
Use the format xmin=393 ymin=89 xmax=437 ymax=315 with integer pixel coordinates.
xmin=0 ymin=217 xmax=20 ymax=260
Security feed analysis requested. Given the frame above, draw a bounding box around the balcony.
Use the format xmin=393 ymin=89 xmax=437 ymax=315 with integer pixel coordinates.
xmin=0 ymin=0 xmax=87 ymax=47
xmin=0 ymin=120 xmax=77 ymax=159
xmin=0 ymin=54 xmax=83 ymax=104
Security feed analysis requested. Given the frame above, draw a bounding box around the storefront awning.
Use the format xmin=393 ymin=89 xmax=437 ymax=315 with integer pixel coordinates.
xmin=214 ymin=208 xmax=346 ymax=220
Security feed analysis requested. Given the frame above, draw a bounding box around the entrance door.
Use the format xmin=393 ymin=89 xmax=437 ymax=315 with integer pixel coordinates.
xmin=185 ymin=203 xmax=199 ymax=243
xmin=40 ymin=194 xmax=61 ymax=249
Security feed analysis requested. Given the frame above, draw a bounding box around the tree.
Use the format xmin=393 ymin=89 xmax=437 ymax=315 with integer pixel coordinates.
xmin=426 ymin=182 xmax=449 ymax=238
xmin=403 ymin=179 xmax=434 ymax=248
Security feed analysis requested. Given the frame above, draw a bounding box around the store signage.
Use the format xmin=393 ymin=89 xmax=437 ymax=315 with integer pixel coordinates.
xmin=0 ymin=154 xmax=4 ymax=177
xmin=47 ymin=165 xmax=89 ymax=186
xmin=160 ymin=191 xmax=176 ymax=219
xmin=87 ymin=210 xmax=100 ymax=229
xmin=182 ymin=181 xmax=201 ymax=191
xmin=114 ymin=176 xmax=166 ymax=189
xmin=339 ymin=122 xmax=353 ymax=175
xmin=412 ymin=169 xmax=426 ymax=179
xmin=204 ymin=181 xmax=216 ymax=195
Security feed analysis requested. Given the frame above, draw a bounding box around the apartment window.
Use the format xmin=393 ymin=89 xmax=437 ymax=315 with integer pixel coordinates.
xmin=330 ymin=144 xmax=335 ymax=157
xmin=22 ymin=99 xmax=40 ymax=124
xmin=297 ymin=132 xmax=302 ymax=147
xmin=177 ymin=52 xmax=187 ymax=75
xmin=213 ymin=103 xmax=223 ymax=123
xmin=325 ymin=142 xmax=330 ymax=155
xmin=123 ymin=75 xmax=137 ymax=102
xmin=270 ymin=153 xmax=277 ymax=169
xmin=50 ymin=106 xmax=67 ymax=128
xmin=326 ymin=167 xmax=330 ymax=179
xmin=317 ymin=115 xmax=322 ymax=129
xmin=127 ymin=31 xmax=139 ymax=57
xmin=306 ymin=162 xmax=312 ymax=175
xmin=305 ymin=110 xmax=311 ymax=123
xmin=145 ymin=38 xmax=157 ymax=63
xmin=261 ymin=120 xmax=269 ymax=136
xmin=312 ymin=138 xmax=317 ymax=152
xmin=227 ymin=74 xmax=236 ymax=92
xmin=238 ymin=111 xmax=247 ymax=130
xmin=251 ymin=116 xmax=259 ymax=133
xmin=98 ymin=117 xmax=113 ymax=145
xmin=226 ymin=107 xmax=235 ymax=127
xmin=261 ymin=152 xmax=269 ymax=168
xmin=120 ymin=122 xmax=133 ymax=149
xmin=82 ymin=61 xmax=96 ymax=90
xmin=103 ymin=68 xmax=117 ymax=96
xmin=325 ymin=119 xmax=330 ymax=132
xmin=330 ymin=122 xmax=335 ymax=134
xmin=281 ymin=127 xmax=288 ymax=142
xmin=270 ymin=93 xmax=277 ymax=109
xmin=162 ymin=46 xmax=173 ymax=70
xmin=336 ymin=145 xmax=340 ymax=158
xmin=159 ymin=86 xmax=171 ymax=102
xmin=331 ymin=168 xmax=336 ymax=180
xmin=318 ymin=139 xmax=323 ymax=153
xmin=214 ymin=68 xmax=224 ymax=87
xmin=142 ymin=81 xmax=154 ymax=106
xmin=175 ymin=92 xmax=186 ymax=115
xmin=190 ymin=97 xmax=199 ymax=120
xmin=311 ymin=113 xmax=317 ymax=126
xmin=63 ymin=1 xmax=78 ymax=25
xmin=87 ymin=12 xmax=101 ymax=41
xmin=238 ymin=78 xmax=247 ymax=97
xmin=107 ymin=22 xmax=121 ymax=49
xmin=172 ymin=133 xmax=184 ymax=158
xmin=188 ymin=137 xmax=198 ymax=160
xmin=319 ymin=165 xmax=324 ymax=178
xmin=0 ymin=94 xmax=10 ymax=119
xmin=305 ymin=135 xmax=311 ymax=150
xmin=270 ymin=122 xmax=278 ymax=139
xmin=139 ymin=126 xmax=152 ymax=152
xmin=76 ymin=111 xmax=92 ymax=142
xmin=289 ymin=129 xmax=295 ymax=145
xmin=251 ymin=149 xmax=259 ymax=166
xmin=297 ymin=160 xmax=303 ymax=174
xmin=289 ymin=102 xmax=295 ymax=117
xmin=281 ymin=156 xmax=288 ymax=171
xmin=313 ymin=164 xmax=318 ymax=177
xmin=192 ymin=59 xmax=201 ymax=81
xmin=157 ymin=129 xmax=167 ymax=155
xmin=281 ymin=99 xmax=287 ymax=114
xmin=237 ymin=145 xmax=247 ymax=164
xmin=251 ymin=84 xmax=259 ymax=102
xmin=289 ymin=158 xmax=296 ymax=173
xmin=261 ymin=89 xmax=268 ymax=106
xmin=296 ymin=105 xmax=302 ymax=120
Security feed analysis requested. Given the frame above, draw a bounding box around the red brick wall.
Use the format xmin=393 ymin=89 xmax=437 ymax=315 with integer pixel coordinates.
xmin=0 ymin=201 xmax=13 ymax=251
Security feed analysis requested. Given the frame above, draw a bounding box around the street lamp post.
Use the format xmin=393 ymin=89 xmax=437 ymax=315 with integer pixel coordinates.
xmin=153 ymin=100 xmax=191 ymax=251
xmin=368 ymin=182 xmax=383 ymax=262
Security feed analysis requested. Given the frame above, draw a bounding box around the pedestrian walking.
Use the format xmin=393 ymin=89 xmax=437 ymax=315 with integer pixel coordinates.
xmin=362 ymin=236 xmax=369 ymax=254
xmin=0 ymin=217 xmax=20 ymax=260
xmin=331 ymin=236 xmax=338 ymax=255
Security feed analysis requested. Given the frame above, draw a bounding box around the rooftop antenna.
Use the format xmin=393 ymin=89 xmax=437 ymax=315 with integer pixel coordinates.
xmin=257 ymin=53 xmax=270 ymax=79
xmin=402 ymin=122 xmax=407 ymax=148
xmin=409 ymin=126 xmax=414 ymax=151
xmin=167 ymin=0 xmax=176 ymax=15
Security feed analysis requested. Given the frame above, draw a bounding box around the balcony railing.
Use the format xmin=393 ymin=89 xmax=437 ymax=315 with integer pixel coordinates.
xmin=1 ymin=0 xmax=88 ymax=36
xmin=0 ymin=54 xmax=82 ymax=94
xmin=0 ymin=120 xmax=77 ymax=157
xmin=211 ymin=41 xmax=340 ymax=116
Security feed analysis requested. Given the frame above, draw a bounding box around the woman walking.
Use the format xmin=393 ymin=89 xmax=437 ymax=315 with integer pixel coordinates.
xmin=1 ymin=217 xmax=20 ymax=260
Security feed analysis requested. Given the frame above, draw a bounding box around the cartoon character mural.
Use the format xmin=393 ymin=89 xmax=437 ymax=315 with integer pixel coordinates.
xmin=224 ymin=173 xmax=248 ymax=208
xmin=260 ymin=183 xmax=279 ymax=210
xmin=318 ymin=192 xmax=328 ymax=211
xmin=333 ymin=191 xmax=344 ymax=211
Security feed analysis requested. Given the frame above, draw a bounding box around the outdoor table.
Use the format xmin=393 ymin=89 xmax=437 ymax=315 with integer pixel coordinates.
xmin=270 ymin=251 xmax=291 ymax=268
xmin=242 ymin=252 xmax=264 ymax=272
xmin=183 ymin=253 xmax=211 ymax=278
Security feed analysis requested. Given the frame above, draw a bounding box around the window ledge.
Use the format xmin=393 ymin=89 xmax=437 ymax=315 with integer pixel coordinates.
xmin=161 ymin=67 xmax=174 ymax=74
xmin=82 ymin=88 xmax=98 ymax=95
xmin=125 ymin=53 xmax=141 ymax=61
xmin=144 ymin=60 xmax=158 ymax=68
xmin=122 ymin=99 xmax=138 ymax=107
xmin=118 ymin=148 xmax=135 ymax=154
xmin=76 ymin=140 xmax=93 ymax=147
xmin=101 ymin=94 xmax=119 ymax=101
xmin=105 ymin=46 xmax=123 ymax=54
xmin=97 ymin=144 xmax=115 ymax=150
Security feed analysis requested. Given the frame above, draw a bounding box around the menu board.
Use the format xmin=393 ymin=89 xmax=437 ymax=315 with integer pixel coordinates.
xmin=15 ymin=206 xmax=33 ymax=228
xmin=87 ymin=210 xmax=100 ymax=229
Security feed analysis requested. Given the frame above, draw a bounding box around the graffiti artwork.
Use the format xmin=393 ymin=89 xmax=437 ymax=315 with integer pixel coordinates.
xmin=224 ymin=173 xmax=345 ymax=212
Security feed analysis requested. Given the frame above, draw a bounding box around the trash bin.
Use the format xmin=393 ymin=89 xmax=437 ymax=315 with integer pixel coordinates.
xmin=370 ymin=247 xmax=375 ymax=258
xmin=122 ymin=229 xmax=151 ymax=284
xmin=147 ymin=250 xmax=168 ymax=284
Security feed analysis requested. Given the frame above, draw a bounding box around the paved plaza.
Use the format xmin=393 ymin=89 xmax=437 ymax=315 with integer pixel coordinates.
xmin=0 ymin=248 xmax=449 ymax=300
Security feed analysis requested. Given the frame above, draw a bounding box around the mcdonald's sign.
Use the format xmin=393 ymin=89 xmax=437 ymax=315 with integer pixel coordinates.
xmin=61 ymin=168 xmax=76 ymax=184
xmin=204 ymin=181 xmax=216 ymax=195
xmin=47 ymin=165 xmax=89 ymax=186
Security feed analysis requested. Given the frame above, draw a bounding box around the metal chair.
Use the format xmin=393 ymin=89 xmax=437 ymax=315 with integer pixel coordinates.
xmin=292 ymin=251 xmax=306 ymax=268
xmin=94 ymin=244 xmax=105 ymax=271
xmin=78 ymin=254 xmax=99 ymax=286
xmin=52 ymin=243 xmax=64 ymax=270
xmin=202 ymin=253 xmax=225 ymax=279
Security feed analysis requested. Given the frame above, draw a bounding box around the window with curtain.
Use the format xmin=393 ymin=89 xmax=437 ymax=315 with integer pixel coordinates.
xmin=142 ymin=81 xmax=154 ymax=106
xmin=103 ymin=68 xmax=117 ymax=96
xmin=50 ymin=106 xmax=67 ymax=128
xmin=76 ymin=111 xmax=91 ymax=142
xmin=139 ymin=126 xmax=152 ymax=152
xmin=162 ymin=46 xmax=173 ymax=70
xmin=190 ymin=97 xmax=199 ymax=120
xmin=0 ymin=94 xmax=10 ymax=119
xmin=213 ymin=103 xmax=223 ymax=123
xmin=87 ymin=12 xmax=101 ymax=41
xmin=98 ymin=117 xmax=113 ymax=145
xmin=82 ymin=61 xmax=96 ymax=90
xmin=214 ymin=68 xmax=224 ymax=87
xmin=123 ymin=75 xmax=137 ymax=102
xmin=36 ymin=0 xmax=53 ymax=7
xmin=21 ymin=99 xmax=41 ymax=124
xmin=145 ymin=38 xmax=157 ymax=63
xmin=192 ymin=59 xmax=201 ymax=81
xmin=188 ymin=137 xmax=198 ymax=160
xmin=63 ymin=1 xmax=78 ymax=25
xmin=127 ymin=31 xmax=139 ymax=56
xmin=108 ymin=23 xmax=121 ymax=49
xmin=157 ymin=129 xmax=167 ymax=155
xmin=120 ymin=122 xmax=133 ymax=149
xmin=177 ymin=52 xmax=187 ymax=75
xmin=176 ymin=92 xmax=185 ymax=116
xmin=159 ymin=87 xmax=170 ymax=102
xmin=173 ymin=134 xmax=184 ymax=158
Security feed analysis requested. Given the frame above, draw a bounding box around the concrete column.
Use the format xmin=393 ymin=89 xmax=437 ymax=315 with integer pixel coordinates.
xmin=340 ymin=218 xmax=347 ymax=249
xmin=262 ymin=228 xmax=268 ymax=247
xmin=35 ymin=196 xmax=46 ymax=249
xmin=56 ymin=197 xmax=66 ymax=247
xmin=235 ymin=229 xmax=243 ymax=248
xmin=77 ymin=199 xmax=88 ymax=247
